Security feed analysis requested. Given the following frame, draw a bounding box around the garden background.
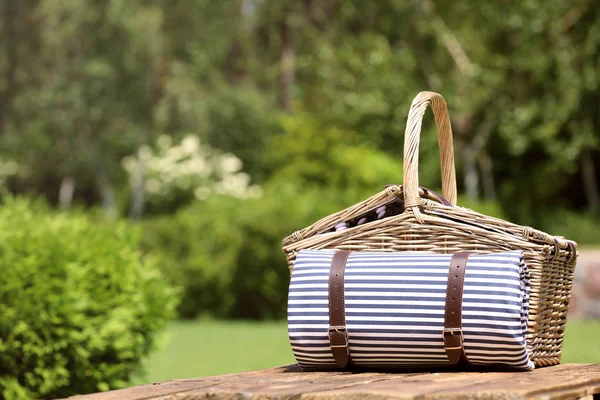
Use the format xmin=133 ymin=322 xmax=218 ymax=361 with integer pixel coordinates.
xmin=1 ymin=0 xmax=600 ymax=398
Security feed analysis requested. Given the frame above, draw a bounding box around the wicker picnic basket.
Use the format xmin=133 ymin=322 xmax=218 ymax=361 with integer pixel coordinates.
xmin=282 ymin=91 xmax=578 ymax=367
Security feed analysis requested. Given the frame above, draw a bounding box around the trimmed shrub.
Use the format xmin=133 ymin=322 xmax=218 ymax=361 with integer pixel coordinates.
xmin=0 ymin=197 xmax=177 ymax=399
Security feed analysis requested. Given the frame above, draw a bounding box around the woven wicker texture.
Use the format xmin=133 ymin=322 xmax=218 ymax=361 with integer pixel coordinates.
xmin=282 ymin=91 xmax=578 ymax=368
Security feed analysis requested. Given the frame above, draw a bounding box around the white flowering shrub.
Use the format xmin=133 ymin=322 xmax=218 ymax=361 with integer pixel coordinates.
xmin=122 ymin=135 xmax=261 ymax=213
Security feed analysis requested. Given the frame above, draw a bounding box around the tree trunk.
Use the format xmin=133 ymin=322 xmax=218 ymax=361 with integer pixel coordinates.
xmin=303 ymin=0 xmax=323 ymax=29
xmin=129 ymin=155 xmax=146 ymax=219
xmin=58 ymin=176 xmax=75 ymax=211
xmin=96 ymin=163 xmax=117 ymax=219
xmin=459 ymin=110 xmax=497 ymax=202
xmin=478 ymin=151 xmax=497 ymax=201
xmin=0 ymin=0 xmax=20 ymax=136
xmin=463 ymin=146 xmax=479 ymax=200
xmin=278 ymin=6 xmax=295 ymax=111
xmin=419 ymin=0 xmax=475 ymax=77
xmin=226 ymin=0 xmax=247 ymax=85
xmin=581 ymin=149 xmax=600 ymax=211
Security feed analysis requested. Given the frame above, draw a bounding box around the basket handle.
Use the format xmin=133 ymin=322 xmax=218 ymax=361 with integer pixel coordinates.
xmin=403 ymin=91 xmax=457 ymax=218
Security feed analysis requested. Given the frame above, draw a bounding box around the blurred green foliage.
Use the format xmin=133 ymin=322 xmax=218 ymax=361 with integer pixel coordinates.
xmin=456 ymin=196 xmax=507 ymax=220
xmin=266 ymin=115 xmax=405 ymax=195
xmin=0 ymin=198 xmax=177 ymax=399
xmin=202 ymin=86 xmax=280 ymax=182
xmin=0 ymin=0 xmax=598 ymax=218
xmin=540 ymin=210 xmax=600 ymax=247
xmin=142 ymin=186 xmax=347 ymax=319
xmin=0 ymin=1 xmax=599 ymax=392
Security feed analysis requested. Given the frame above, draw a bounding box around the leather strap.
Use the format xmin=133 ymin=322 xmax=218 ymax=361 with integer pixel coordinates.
xmin=443 ymin=252 xmax=473 ymax=365
xmin=328 ymin=251 xmax=352 ymax=368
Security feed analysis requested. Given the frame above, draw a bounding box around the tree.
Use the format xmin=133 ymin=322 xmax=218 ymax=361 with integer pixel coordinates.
xmin=1 ymin=0 xmax=164 ymax=214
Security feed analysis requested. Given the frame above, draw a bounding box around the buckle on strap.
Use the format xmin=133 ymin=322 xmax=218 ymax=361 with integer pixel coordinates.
xmin=328 ymin=326 xmax=349 ymax=348
xmin=442 ymin=327 xmax=463 ymax=350
xmin=443 ymin=327 xmax=463 ymax=336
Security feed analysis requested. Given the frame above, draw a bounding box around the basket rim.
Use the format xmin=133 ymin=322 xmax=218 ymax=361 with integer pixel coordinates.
xmin=282 ymin=184 xmax=578 ymax=260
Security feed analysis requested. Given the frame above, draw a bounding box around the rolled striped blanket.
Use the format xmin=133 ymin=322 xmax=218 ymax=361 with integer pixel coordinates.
xmin=287 ymin=250 xmax=533 ymax=370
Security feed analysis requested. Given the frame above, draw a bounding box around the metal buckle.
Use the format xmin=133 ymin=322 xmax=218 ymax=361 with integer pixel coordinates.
xmin=328 ymin=326 xmax=349 ymax=348
xmin=442 ymin=328 xmax=463 ymax=350
xmin=442 ymin=327 xmax=463 ymax=336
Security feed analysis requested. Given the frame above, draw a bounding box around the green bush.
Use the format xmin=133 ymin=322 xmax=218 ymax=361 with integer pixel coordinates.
xmin=142 ymin=181 xmax=363 ymax=319
xmin=0 ymin=197 xmax=177 ymax=399
xmin=265 ymin=114 xmax=409 ymax=195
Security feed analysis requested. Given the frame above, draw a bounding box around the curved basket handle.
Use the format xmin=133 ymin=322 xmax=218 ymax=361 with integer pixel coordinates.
xmin=403 ymin=91 xmax=457 ymax=217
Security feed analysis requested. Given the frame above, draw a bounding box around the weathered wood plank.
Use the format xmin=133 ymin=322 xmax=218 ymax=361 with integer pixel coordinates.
xmin=66 ymin=367 xmax=313 ymax=400
xmin=302 ymin=364 xmax=600 ymax=400
xmin=67 ymin=364 xmax=600 ymax=400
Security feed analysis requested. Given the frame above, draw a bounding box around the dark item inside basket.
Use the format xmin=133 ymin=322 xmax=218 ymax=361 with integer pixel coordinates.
xmin=321 ymin=198 xmax=404 ymax=234
xmin=322 ymin=186 xmax=451 ymax=234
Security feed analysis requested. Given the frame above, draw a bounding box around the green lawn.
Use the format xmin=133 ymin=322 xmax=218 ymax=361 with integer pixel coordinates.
xmin=562 ymin=319 xmax=600 ymax=363
xmin=135 ymin=320 xmax=295 ymax=384
xmin=135 ymin=319 xmax=600 ymax=384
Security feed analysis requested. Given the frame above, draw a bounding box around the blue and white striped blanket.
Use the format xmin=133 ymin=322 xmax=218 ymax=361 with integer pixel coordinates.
xmin=288 ymin=250 xmax=533 ymax=370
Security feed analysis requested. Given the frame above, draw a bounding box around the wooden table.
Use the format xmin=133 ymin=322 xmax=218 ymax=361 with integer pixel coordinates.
xmin=69 ymin=364 xmax=600 ymax=400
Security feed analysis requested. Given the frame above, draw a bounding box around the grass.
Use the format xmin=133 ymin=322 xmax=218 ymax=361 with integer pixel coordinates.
xmin=135 ymin=319 xmax=600 ymax=384
xmin=562 ymin=319 xmax=600 ymax=363
xmin=135 ymin=320 xmax=295 ymax=384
